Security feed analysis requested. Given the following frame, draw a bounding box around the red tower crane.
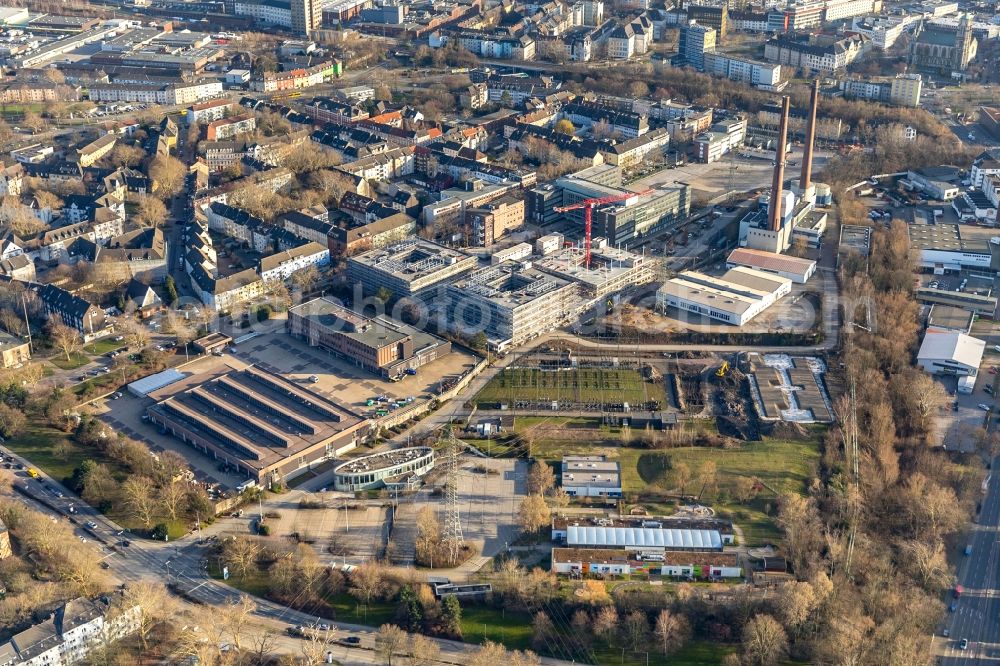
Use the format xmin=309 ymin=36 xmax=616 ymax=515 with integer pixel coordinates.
xmin=554 ymin=189 xmax=654 ymax=268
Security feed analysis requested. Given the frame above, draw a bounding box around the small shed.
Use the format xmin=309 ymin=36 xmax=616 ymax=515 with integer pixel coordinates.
xmin=128 ymin=369 xmax=185 ymax=398
xmin=193 ymin=332 xmax=232 ymax=354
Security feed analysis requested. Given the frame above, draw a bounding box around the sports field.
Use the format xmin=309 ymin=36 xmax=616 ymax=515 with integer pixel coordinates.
xmin=475 ymin=367 xmax=665 ymax=407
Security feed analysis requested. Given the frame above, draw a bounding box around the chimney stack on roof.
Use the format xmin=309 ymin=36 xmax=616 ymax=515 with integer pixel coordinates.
xmin=800 ymin=79 xmax=819 ymax=192
xmin=769 ymin=95 xmax=790 ymax=233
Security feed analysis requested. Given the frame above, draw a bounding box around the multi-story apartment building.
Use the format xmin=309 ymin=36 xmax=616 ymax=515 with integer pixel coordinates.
xmin=466 ymin=195 xmax=525 ymax=246
xmin=676 ymin=21 xmax=716 ymax=69
xmin=38 ymin=284 xmax=106 ymax=337
xmin=259 ymin=241 xmax=330 ymax=282
xmin=187 ymin=99 xmax=236 ymax=125
xmin=290 ymin=0 xmax=322 ymax=36
xmin=205 ymin=115 xmax=256 ymax=140
xmin=703 ymin=52 xmax=784 ymax=91
xmin=562 ymin=101 xmax=649 ymax=138
xmin=764 ymin=33 xmax=870 ymax=74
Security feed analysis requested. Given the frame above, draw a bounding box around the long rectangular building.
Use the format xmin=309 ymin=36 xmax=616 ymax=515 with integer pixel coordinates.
xmin=445 ymin=261 xmax=578 ymax=353
xmin=146 ymin=366 xmax=368 ymax=486
xmin=657 ymin=266 xmax=792 ymax=326
xmin=346 ymin=239 xmax=477 ymax=303
xmin=552 ymin=547 xmax=742 ymax=578
xmin=286 ymin=297 xmax=451 ymax=378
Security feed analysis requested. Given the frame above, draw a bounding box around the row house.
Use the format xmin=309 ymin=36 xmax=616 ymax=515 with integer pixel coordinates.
xmin=337 ymin=147 xmax=416 ymax=182
xmin=258 ymin=241 xmax=330 ymax=282
xmin=279 ymin=206 xmax=334 ymax=248
xmin=250 ymin=60 xmax=342 ymax=93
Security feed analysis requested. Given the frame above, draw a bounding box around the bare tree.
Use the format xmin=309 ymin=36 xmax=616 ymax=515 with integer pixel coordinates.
xmin=48 ymin=320 xmax=82 ymax=362
xmin=526 ymin=461 xmax=555 ymax=495
xmin=122 ymin=476 xmax=159 ymax=528
xmin=136 ymin=196 xmax=167 ymax=228
xmin=291 ymin=264 xmax=321 ymax=294
xmin=117 ymin=317 xmax=150 ymax=351
xmin=742 ymin=615 xmax=788 ymax=666
xmin=119 ymin=581 xmax=176 ymax=650
xmin=222 ymin=536 xmax=261 ymax=579
xmin=517 ymin=494 xmax=551 ymax=533
xmin=160 ymin=479 xmax=187 ymax=522
xmin=148 ymin=155 xmax=186 ymax=199
xmin=409 ymin=633 xmax=441 ymax=666
xmin=654 ymin=609 xmax=691 ymax=655
xmin=221 ymin=595 xmax=257 ymax=650
xmin=376 ymin=623 xmax=407 ymax=665
xmin=349 ymin=561 xmax=385 ymax=611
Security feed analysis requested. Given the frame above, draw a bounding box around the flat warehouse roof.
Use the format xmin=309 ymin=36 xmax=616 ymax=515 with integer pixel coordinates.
xmin=566 ymin=525 xmax=722 ymax=549
xmin=727 ymin=247 xmax=816 ymax=275
xmin=147 ymin=366 xmax=366 ymax=472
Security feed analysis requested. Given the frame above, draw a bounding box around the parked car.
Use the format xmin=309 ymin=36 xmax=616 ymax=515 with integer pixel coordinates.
xmin=979 ymin=404 xmax=991 ymax=411
xmin=960 ymin=638 xmax=969 ymax=650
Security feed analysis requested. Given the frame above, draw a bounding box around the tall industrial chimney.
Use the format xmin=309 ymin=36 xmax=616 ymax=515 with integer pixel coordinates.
xmin=800 ymin=79 xmax=819 ymax=192
xmin=768 ymin=95 xmax=790 ymax=232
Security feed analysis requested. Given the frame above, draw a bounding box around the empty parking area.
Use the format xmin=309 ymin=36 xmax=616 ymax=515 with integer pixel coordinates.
xmin=229 ymin=332 xmax=479 ymax=413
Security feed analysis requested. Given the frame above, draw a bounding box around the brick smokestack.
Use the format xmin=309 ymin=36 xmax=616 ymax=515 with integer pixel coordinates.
xmin=768 ymin=95 xmax=790 ymax=232
xmin=800 ymin=78 xmax=819 ymax=191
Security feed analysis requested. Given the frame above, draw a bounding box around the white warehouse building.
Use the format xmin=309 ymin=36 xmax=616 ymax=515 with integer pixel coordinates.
xmin=917 ymin=330 xmax=985 ymax=394
xmin=656 ymin=266 xmax=792 ymax=326
xmin=565 ymin=525 xmax=723 ymax=551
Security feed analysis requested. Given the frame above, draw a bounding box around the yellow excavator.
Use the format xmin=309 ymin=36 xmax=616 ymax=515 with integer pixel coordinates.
xmin=715 ymin=361 xmax=730 ymax=378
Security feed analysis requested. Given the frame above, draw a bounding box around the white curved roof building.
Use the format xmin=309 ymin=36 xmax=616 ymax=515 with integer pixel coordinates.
xmin=566 ymin=526 xmax=723 ymax=551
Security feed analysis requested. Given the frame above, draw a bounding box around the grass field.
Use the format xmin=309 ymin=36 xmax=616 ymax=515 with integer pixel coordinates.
xmin=475 ymin=367 xmax=665 ymax=407
xmin=5 ymin=424 xmax=188 ymax=538
xmin=4 ymin=424 xmax=111 ymax=482
xmin=49 ymin=352 xmax=90 ymax=371
xmin=618 ymin=438 xmax=820 ymax=499
xmin=84 ymin=339 xmax=123 ymax=355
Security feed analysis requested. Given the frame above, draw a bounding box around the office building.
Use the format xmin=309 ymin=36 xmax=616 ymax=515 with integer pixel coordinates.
xmin=346 ymin=239 xmax=478 ymax=303
xmin=287 ymin=298 xmax=452 ymax=377
xmin=446 ymin=262 xmax=578 ymax=353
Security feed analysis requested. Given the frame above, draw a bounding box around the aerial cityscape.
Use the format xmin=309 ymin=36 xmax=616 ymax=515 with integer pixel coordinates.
xmin=0 ymin=0 xmax=992 ymax=663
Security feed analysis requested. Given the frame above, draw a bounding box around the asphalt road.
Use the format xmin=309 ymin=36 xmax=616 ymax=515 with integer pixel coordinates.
xmin=0 ymin=443 xmax=577 ymax=665
xmin=940 ymin=462 xmax=1000 ymax=663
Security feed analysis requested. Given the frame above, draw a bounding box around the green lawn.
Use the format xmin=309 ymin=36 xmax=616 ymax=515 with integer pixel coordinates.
xmin=461 ymin=605 xmax=534 ymax=650
xmin=475 ymin=368 xmax=665 ymax=409
xmin=49 ymin=353 xmax=90 ymax=371
xmin=618 ymin=438 xmax=820 ymax=499
xmin=4 ymin=424 xmax=110 ymax=482
xmin=84 ymin=339 xmax=123 ymax=355
xmin=591 ymin=641 xmax=737 ymax=666
xmin=213 ymin=568 xmax=538 ymax=654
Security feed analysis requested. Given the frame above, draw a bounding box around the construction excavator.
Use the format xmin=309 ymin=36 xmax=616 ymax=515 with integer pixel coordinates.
xmin=715 ymin=361 xmax=730 ymax=378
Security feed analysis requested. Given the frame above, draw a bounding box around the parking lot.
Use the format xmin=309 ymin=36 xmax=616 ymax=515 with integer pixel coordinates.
xmin=389 ymin=457 xmax=527 ymax=564
xmin=228 ymin=331 xmax=480 ymax=416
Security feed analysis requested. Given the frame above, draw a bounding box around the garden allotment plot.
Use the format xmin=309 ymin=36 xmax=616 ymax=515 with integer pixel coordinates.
xmin=475 ymin=366 xmax=665 ymax=411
